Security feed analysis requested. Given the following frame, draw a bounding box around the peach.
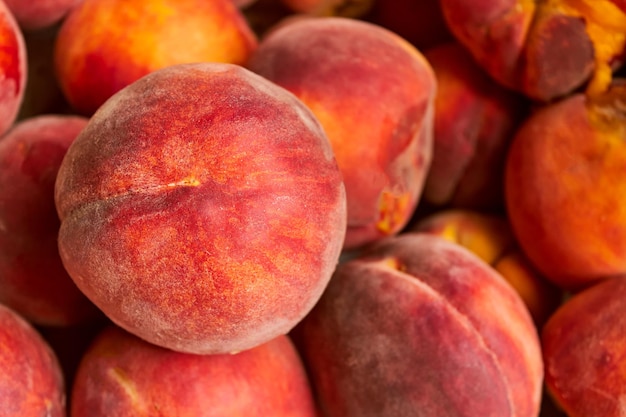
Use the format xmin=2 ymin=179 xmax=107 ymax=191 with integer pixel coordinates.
xmin=247 ymin=17 xmax=436 ymax=250
xmin=54 ymin=0 xmax=258 ymax=115
xmin=439 ymin=0 xmax=626 ymax=101
xmin=70 ymin=326 xmax=317 ymax=416
xmin=410 ymin=209 xmax=563 ymax=327
xmin=0 ymin=302 xmax=65 ymax=417
xmin=542 ymin=276 xmax=626 ymax=417
xmin=367 ymin=0 xmax=453 ymax=50
xmin=54 ymin=62 xmax=347 ymax=355
xmin=0 ymin=114 xmax=102 ymax=326
xmin=422 ymin=42 xmax=529 ymax=210
xmin=505 ymin=79 xmax=626 ymax=290
xmin=4 ymin=0 xmax=83 ymax=31
xmin=292 ymin=233 xmax=543 ymax=417
xmin=0 ymin=0 xmax=27 ymax=135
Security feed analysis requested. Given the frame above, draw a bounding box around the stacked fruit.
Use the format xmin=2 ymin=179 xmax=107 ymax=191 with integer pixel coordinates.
xmin=1 ymin=0 xmax=625 ymax=416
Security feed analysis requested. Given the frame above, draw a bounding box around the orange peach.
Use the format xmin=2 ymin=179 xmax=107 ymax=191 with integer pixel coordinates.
xmin=0 ymin=0 xmax=27 ymax=135
xmin=293 ymin=233 xmax=543 ymax=417
xmin=505 ymin=79 xmax=626 ymax=290
xmin=54 ymin=0 xmax=258 ymax=115
xmin=410 ymin=209 xmax=563 ymax=327
xmin=247 ymin=17 xmax=436 ymax=250
xmin=0 ymin=303 xmax=65 ymax=417
xmin=439 ymin=0 xmax=626 ymax=101
xmin=54 ymin=62 xmax=347 ymax=355
xmin=70 ymin=326 xmax=317 ymax=417
xmin=0 ymin=114 xmax=102 ymax=326
xmin=422 ymin=42 xmax=529 ymax=210
xmin=542 ymin=276 xmax=626 ymax=417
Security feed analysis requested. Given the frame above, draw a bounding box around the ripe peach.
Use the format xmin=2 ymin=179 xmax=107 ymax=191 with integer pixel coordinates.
xmin=71 ymin=326 xmax=317 ymax=417
xmin=410 ymin=209 xmax=563 ymax=327
xmin=293 ymin=233 xmax=543 ymax=417
xmin=0 ymin=0 xmax=27 ymax=135
xmin=247 ymin=17 xmax=436 ymax=250
xmin=505 ymin=80 xmax=626 ymax=290
xmin=0 ymin=303 xmax=65 ymax=417
xmin=54 ymin=0 xmax=258 ymax=115
xmin=422 ymin=42 xmax=528 ymax=210
xmin=542 ymin=276 xmax=626 ymax=417
xmin=439 ymin=0 xmax=626 ymax=101
xmin=0 ymin=114 xmax=102 ymax=326
xmin=4 ymin=0 xmax=83 ymax=31
xmin=54 ymin=62 xmax=347 ymax=355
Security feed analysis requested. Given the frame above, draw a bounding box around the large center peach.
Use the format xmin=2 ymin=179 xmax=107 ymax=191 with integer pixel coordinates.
xmin=54 ymin=62 xmax=347 ymax=355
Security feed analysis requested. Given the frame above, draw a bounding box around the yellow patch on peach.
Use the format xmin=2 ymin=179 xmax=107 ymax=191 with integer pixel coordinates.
xmin=541 ymin=0 xmax=626 ymax=95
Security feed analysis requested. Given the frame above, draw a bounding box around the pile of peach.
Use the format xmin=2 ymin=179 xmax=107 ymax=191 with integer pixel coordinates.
xmin=1 ymin=0 xmax=626 ymax=416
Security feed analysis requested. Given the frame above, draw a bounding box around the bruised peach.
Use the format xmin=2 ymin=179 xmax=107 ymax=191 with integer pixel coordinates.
xmin=410 ymin=209 xmax=563 ymax=327
xmin=422 ymin=42 xmax=528 ymax=210
xmin=439 ymin=0 xmax=626 ymax=101
xmin=0 ymin=303 xmax=65 ymax=417
xmin=54 ymin=62 xmax=347 ymax=355
xmin=0 ymin=114 xmax=102 ymax=326
xmin=505 ymin=79 xmax=626 ymax=290
xmin=0 ymin=0 xmax=27 ymax=135
xmin=542 ymin=276 xmax=626 ymax=417
xmin=4 ymin=0 xmax=83 ymax=31
xmin=248 ymin=17 xmax=436 ymax=250
xmin=293 ymin=233 xmax=543 ymax=417
xmin=71 ymin=326 xmax=317 ymax=417
xmin=54 ymin=0 xmax=258 ymax=115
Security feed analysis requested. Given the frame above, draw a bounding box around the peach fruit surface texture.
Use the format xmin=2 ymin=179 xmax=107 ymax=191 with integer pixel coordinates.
xmin=0 ymin=303 xmax=65 ymax=417
xmin=410 ymin=209 xmax=563 ymax=328
xmin=53 ymin=0 xmax=258 ymax=116
xmin=542 ymin=276 xmax=626 ymax=417
xmin=505 ymin=79 xmax=626 ymax=291
xmin=70 ymin=326 xmax=317 ymax=417
xmin=0 ymin=114 xmax=102 ymax=326
xmin=54 ymin=62 xmax=347 ymax=355
xmin=4 ymin=0 xmax=83 ymax=31
xmin=422 ymin=42 xmax=528 ymax=211
xmin=439 ymin=0 xmax=626 ymax=101
xmin=292 ymin=233 xmax=543 ymax=417
xmin=0 ymin=0 xmax=26 ymax=135
xmin=247 ymin=17 xmax=436 ymax=250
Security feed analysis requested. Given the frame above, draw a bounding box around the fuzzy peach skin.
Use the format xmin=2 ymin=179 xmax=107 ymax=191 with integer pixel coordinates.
xmin=439 ymin=0 xmax=626 ymax=101
xmin=0 ymin=0 xmax=26 ymax=135
xmin=0 ymin=115 xmax=103 ymax=326
xmin=4 ymin=0 xmax=83 ymax=31
xmin=70 ymin=326 xmax=317 ymax=417
xmin=422 ymin=42 xmax=528 ymax=210
xmin=54 ymin=62 xmax=347 ymax=355
xmin=292 ymin=233 xmax=543 ymax=417
xmin=247 ymin=17 xmax=436 ymax=250
xmin=0 ymin=303 xmax=65 ymax=417
xmin=278 ymin=0 xmax=373 ymax=18
xmin=54 ymin=0 xmax=258 ymax=116
xmin=410 ymin=209 xmax=563 ymax=327
xmin=505 ymin=79 xmax=626 ymax=291
xmin=542 ymin=276 xmax=626 ymax=417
